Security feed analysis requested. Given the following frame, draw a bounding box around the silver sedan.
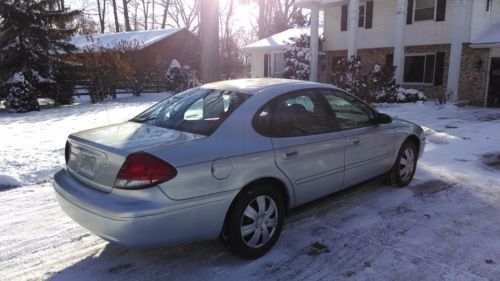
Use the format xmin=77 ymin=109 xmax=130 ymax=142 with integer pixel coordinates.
xmin=53 ymin=79 xmax=425 ymax=259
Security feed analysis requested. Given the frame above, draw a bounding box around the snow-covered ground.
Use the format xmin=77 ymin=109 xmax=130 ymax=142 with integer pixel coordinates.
xmin=1 ymin=96 xmax=500 ymax=281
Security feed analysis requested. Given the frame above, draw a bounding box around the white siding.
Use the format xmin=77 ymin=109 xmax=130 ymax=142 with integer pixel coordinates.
xmin=470 ymin=0 xmax=500 ymax=41
xmin=323 ymin=0 xmax=474 ymax=51
xmin=249 ymin=50 xmax=286 ymax=78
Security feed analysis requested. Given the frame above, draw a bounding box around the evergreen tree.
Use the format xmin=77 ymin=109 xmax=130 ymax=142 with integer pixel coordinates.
xmin=284 ymin=34 xmax=311 ymax=80
xmin=0 ymin=0 xmax=80 ymax=112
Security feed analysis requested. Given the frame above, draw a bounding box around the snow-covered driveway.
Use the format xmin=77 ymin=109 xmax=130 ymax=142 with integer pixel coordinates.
xmin=1 ymin=96 xmax=500 ymax=281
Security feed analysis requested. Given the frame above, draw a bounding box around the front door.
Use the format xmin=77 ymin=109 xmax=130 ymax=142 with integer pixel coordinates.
xmin=488 ymin=58 xmax=500 ymax=107
xmin=264 ymin=89 xmax=346 ymax=206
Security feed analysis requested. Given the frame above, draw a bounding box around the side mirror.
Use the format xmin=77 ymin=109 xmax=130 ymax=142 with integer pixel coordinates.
xmin=376 ymin=113 xmax=392 ymax=124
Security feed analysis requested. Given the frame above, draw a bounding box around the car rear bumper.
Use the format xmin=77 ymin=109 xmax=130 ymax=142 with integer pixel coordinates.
xmin=53 ymin=169 xmax=237 ymax=248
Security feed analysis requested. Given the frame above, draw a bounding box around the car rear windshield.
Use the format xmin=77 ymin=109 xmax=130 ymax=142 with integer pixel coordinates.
xmin=131 ymin=88 xmax=250 ymax=136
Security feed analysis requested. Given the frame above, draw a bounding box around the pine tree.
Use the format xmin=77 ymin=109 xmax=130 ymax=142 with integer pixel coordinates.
xmin=284 ymin=34 xmax=311 ymax=80
xmin=0 ymin=0 xmax=80 ymax=112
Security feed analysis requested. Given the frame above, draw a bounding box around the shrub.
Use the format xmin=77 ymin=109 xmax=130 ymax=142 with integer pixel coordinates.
xmin=165 ymin=60 xmax=186 ymax=93
xmin=331 ymin=56 xmax=371 ymax=101
xmin=375 ymin=88 xmax=426 ymax=103
xmin=284 ymin=34 xmax=311 ymax=80
xmin=332 ymin=56 xmax=426 ymax=103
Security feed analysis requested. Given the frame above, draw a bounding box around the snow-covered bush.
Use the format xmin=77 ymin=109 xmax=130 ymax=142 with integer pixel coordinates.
xmin=375 ymin=88 xmax=426 ymax=103
xmin=165 ymin=60 xmax=186 ymax=93
xmin=331 ymin=56 xmax=371 ymax=101
xmin=2 ymin=72 xmax=39 ymax=113
xmin=332 ymin=57 xmax=425 ymax=103
xmin=284 ymin=34 xmax=311 ymax=80
xmin=368 ymin=63 xmax=398 ymax=101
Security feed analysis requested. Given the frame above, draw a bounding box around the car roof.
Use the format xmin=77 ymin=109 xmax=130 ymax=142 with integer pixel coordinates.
xmin=200 ymin=78 xmax=331 ymax=95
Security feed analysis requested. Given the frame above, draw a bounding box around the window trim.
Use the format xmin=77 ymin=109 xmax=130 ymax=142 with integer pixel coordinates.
xmin=413 ymin=0 xmax=437 ymax=22
xmin=403 ymin=52 xmax=437 ymax=85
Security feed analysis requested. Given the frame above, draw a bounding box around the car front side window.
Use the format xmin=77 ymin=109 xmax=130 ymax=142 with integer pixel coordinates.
xmin=259 ymin=90 xmax=339 ymax=138
xmin=319 ymin=89 xmax=375 ymax=130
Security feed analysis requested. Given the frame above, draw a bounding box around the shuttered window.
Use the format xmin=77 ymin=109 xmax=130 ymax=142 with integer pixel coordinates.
xmin=341 ymin=2 xmax=373 ymax=30
xmin=415 ymin=0 xmax=435 ymax=21
xmin=358 ymin=5 xmax=365 ymax=27
xmin=404 ymin=54 xmax=436 ymax=84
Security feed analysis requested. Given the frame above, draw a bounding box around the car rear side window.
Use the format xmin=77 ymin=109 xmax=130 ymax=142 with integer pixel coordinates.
xmin=254 ymin=90 xmax=339 ymax=138
xmin=131 ymin=88 xmax=250 ymax=136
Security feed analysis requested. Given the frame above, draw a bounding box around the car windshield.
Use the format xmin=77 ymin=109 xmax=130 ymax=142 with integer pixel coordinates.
xmin=131 ymin=87 xmax=250 ymax=136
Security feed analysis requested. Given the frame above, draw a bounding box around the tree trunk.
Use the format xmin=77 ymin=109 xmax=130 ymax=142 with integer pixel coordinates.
xmin=111 ymin=0 xmax=120 ymax=32
xmin=142 ymin=0 xmax=149 ymax=30
xmin=200 ymin=0 xmax=220 ymax=83
xmin=122 ymin=0 xmax=132 ymax=31
xmin=97 ymin=0 xmax=106 ymax=33
xmin=257 ymin=0 xmax=266 ymax=39
xmin=161 ymin=0 xmax=170 ymax=28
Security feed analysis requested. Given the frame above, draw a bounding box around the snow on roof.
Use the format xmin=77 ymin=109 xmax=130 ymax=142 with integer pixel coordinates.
xmin=294 ymin=0 xmax=346 ymax=8
xmin=471 ymin=23 xmax=500 ymax=48
xmin=242 ymin=26 xmax=324 ymax=52
xmin=70 ymin=28 xmax=183 ymax=52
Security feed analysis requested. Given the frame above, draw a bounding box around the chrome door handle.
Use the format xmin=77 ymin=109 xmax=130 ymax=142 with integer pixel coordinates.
xmin=282 ymin=150 xmax=298 ymax=159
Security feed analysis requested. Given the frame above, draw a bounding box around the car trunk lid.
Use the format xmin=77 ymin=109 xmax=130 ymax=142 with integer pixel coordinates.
xmin=66 ymin=121 xmax=204 ymax=193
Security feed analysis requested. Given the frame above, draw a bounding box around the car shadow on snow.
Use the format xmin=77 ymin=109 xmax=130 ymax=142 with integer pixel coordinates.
xmin=46 ymin=175 xmax=500 ymax=281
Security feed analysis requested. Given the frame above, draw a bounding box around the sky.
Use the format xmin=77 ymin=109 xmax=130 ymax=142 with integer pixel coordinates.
xmin=67 ymin=0 xmax=259 ymax=35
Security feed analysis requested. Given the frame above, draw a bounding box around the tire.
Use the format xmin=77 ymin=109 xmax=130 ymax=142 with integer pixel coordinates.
xmin=222 ymin=184 xmax=285 ymax=259
xmin=388 ymin=140 xmax=418 ymax=187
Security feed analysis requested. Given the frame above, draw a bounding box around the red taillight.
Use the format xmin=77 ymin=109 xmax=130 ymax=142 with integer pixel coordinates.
xmin=114 ymin=152 xmax=177 ymax=189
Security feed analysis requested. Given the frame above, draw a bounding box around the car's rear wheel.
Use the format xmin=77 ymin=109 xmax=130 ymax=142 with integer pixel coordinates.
xmin=222 ymin=184 xmax=285 ymax=259
xmin=388 ymin=141 xmax=418 ymax=187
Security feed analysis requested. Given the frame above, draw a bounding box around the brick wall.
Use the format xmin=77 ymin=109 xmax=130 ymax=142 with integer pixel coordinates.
xmin=324 ymin=44 xmax=489 ymax=105
xmin=458 ymin=45 xmax=489 ymax=106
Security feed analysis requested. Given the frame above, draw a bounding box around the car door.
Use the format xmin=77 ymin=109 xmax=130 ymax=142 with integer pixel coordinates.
xmin=318 ymin=89 xmax=396 ymax=188
xmin=256 ymin=89 xmax=346 ymax=206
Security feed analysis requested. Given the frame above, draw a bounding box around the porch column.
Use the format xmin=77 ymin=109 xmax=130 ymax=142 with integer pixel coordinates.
xmin=447 ymin=0 xmax=466 ymax=102
xmin=394 ymin=0 xmax=407 ymax=84
xmin=347 ymin=0 xmax=359 ymax=57
xmin=309 ymin=3 xmax=320 ymax=81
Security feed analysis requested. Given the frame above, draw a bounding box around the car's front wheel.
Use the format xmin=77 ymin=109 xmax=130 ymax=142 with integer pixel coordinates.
xmin=222 ymin=184 xmax=285 ymax=259
xmin=388 ymin=140 xmax=418 ymax=187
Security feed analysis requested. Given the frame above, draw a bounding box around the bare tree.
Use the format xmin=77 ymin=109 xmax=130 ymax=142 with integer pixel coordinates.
xmin=96 ymin=0 xmax=107 ymax=33
xmin=158 ymin=0 xmax=171 ymax=29
xmin=122 ymin=0 xmax=132 ymax=31
xmin=168 ymin=0 xmax=200 ymax=33
xmin=200 ymin=0 xmax=219 ymax=82
xmin=141 ymin=0 xmax=150 ymax=30
xmin=111 ymin=0 xmax=120 ymax=32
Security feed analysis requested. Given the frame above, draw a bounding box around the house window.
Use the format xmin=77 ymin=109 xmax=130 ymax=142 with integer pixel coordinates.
xmin=358 ymin=5 xmax=366 ymax=27
xmin=486 ymin=0 xmax=493 ymax=13
xmin=272 ymin=53 xmax=285 ymax=77
xmin=414 ymin=0 xmax=436 ymax=21
xmin=404 ymin=54 xmax=436 ymax=84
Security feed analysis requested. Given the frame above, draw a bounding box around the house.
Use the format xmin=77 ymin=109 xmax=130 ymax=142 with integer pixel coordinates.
xmin=71 ymin=28 xmax=201 ymax=77
xmin=248 ymin=0 xmax=500 ymax=106
xmin=242 ymin=26 xmax=324 ymax=79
